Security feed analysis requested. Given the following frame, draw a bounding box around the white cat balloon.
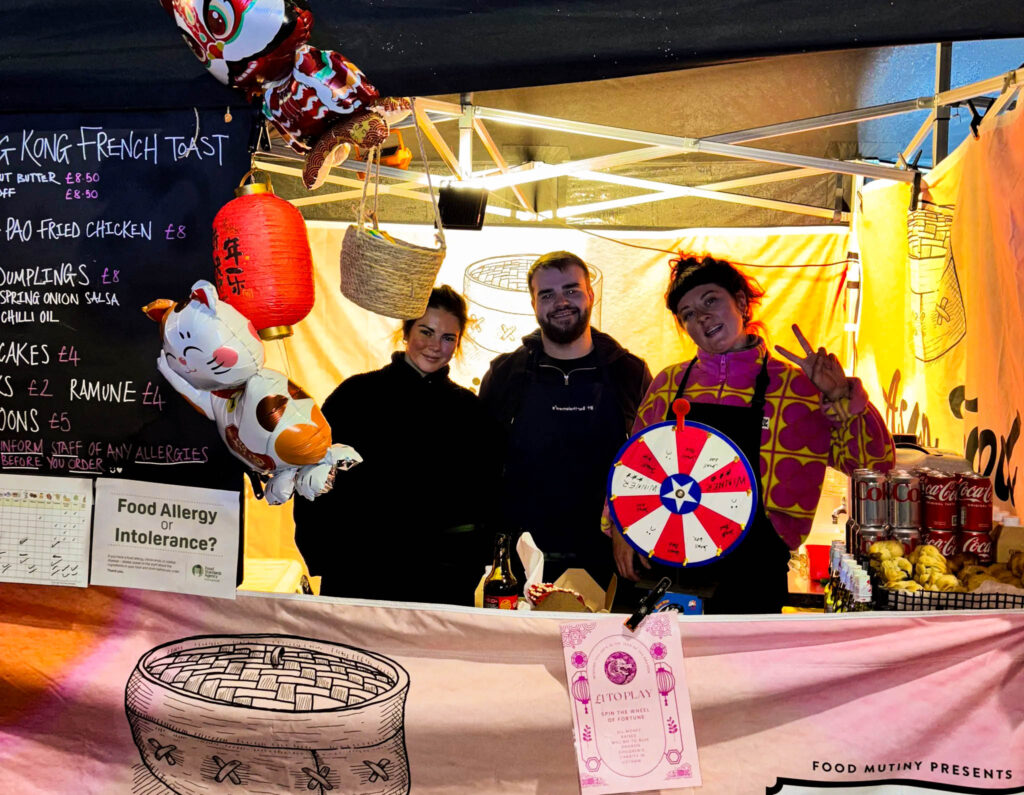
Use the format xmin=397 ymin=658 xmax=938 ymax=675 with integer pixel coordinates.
xmin=144 ymin=280 xmax=360 ymax=505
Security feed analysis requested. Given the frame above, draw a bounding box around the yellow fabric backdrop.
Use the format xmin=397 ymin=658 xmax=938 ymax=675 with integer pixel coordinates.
xmin=855 ymin=140 xmax=967 ymax=452
xmin=244 ymin=225 xmax=852 ymax=571
xmin=951 ymin=103 xmax=1024 ymax=512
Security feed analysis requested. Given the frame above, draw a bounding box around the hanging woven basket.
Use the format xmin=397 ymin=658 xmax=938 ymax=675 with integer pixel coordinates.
xmin=340 ymin=101 xmax=446 ymax=319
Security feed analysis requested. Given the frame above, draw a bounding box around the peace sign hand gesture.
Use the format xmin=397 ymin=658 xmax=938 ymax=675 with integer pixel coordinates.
xmin=774 ymin=324 xmax=851 ymax=402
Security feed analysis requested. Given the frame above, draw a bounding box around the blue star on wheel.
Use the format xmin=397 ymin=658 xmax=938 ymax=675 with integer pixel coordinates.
xmin=659 ymin=473 xmax=702 ymax=514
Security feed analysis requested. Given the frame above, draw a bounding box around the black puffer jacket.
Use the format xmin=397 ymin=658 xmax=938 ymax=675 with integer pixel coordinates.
xmin=294 ymin=353 xmax=501 ymax=604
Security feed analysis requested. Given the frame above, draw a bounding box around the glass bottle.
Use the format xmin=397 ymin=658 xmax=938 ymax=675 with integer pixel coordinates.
xmin=852 ymin=572 xmax=873 ymax=612
xmin=824 ymin=541 xmax=846 ymax=613
xmin=483 ymin=533 xmax=520 ymax=610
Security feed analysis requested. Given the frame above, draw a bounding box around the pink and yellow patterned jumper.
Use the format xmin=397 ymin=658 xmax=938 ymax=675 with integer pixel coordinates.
xmin=628 ymin=338 xmax=895 ymax=550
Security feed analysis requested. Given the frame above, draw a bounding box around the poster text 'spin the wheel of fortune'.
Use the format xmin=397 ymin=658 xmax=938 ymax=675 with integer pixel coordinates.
xmin=607 ymin=398 xmax=757 ymax=567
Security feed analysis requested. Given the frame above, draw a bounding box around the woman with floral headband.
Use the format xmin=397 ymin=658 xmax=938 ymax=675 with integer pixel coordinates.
xmin=609 ymin=254 xmax=894 ymax=613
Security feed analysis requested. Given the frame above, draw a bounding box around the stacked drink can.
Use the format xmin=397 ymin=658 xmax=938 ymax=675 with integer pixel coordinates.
xmin=888 ymin=469 xmax=922 ymax=554
xmin=847 ymin=467 xmax=994 ymax=563
xmin=848 ymin=469 xmax=888 ymax=556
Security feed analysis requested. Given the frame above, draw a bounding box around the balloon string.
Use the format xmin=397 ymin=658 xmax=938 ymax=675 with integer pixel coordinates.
xmin=189 ymin=107 xmax=200 ymax=149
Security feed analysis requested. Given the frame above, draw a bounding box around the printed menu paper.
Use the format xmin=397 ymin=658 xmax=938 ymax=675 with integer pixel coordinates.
xmin=91 ymin=477 xmax=238 ymax=599
xmin=561 ymin=614 xmax=701 ymax=793
xmin=0 ymin=473 xmax=92 ymax=587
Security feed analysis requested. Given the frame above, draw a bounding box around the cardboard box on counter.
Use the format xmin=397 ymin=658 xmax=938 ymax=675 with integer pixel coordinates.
xmin=474 ymin=568 xmax=617 ymax=612
xmin=994 ymin=520 xmax=1024 ymax=562
xmin=531 ymin=569 xmax=617 ymax=613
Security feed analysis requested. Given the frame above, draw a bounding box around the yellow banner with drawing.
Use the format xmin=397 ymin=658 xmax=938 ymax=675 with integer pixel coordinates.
xmin=855 ymin=137 xmax=967 ymax=454
xmin=246 ymin=225 xmax=852 ymax=569
xmin=951 ymin=104 xmax=1024 ymax=512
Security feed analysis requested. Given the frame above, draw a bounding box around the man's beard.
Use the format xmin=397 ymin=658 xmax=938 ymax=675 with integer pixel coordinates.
xmin=538 ymin=304 xmax=592 ymax=344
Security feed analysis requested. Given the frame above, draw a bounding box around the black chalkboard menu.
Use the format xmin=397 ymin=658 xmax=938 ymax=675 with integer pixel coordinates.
xmin=0 ymin=109 xmax=254 ymax=491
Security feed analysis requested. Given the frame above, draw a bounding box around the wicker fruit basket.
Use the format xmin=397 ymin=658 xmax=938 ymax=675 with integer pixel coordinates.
xmin=125 ymin=634 xmax=410 ymax=794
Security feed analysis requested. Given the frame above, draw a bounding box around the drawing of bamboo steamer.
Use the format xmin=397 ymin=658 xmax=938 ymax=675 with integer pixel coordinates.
xmin=907 ymin=207 xmax=965 ymax=362
xmin=463 ymin=254 xmax=603 ymax=353
xmin=125 ymin=635 xmax=410 ymax=794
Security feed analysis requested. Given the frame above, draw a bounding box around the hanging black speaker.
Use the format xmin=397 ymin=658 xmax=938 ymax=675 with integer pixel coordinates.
xmin=438 ymin=186 xmax=489 ymax=230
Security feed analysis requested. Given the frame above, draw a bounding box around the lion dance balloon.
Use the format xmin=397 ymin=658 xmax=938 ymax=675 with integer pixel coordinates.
xmin=159 ymin=0 xmax=411 ymax=189
xmin=144 ymin=280 xmax=362 ymax=505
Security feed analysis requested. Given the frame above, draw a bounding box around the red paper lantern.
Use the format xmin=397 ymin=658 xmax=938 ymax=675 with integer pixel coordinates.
xmin=212 ymin=178 xmax=314 ymax=340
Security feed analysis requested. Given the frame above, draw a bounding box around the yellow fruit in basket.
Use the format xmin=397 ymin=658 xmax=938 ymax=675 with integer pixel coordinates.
xmin=880 ymin=559 xmax=908 ymax=583
xmin=922 ymin=548 xmax=947 ymax=568
xmin=914 ymin=563 xmax=947 ymax=584
xmin=1009 ymin=551 xmax=1024 ymax=579
xmin=868 ymin=539 xmax=903 ymax=562
xmin=887 ymin=580 xmax=923 ymax=592
xmin=964 ymin=572 xmax=997 ymax=591
xmin=896 ymin=557 xmax=913 ymax=577
xmin=946 ymin=551 xmax=979 ymax=575
xmin=995 ymin=570 xmax=1019 ymax=585
xmin=983 ymin=557 xmax=1007 ymax=577
xmin=934 ymin=574 xmax=961 ymax=592
xmin=959 ymin=564 xmax=986 ymax=582
xmin=909 ymin=544 xmax=946 ymax=569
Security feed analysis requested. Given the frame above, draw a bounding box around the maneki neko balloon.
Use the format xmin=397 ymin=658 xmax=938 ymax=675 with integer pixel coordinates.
xmin=144 ymin=280 xmax=361 ymax=505
xmin=159 ymin=0 xmax=411 ymax=189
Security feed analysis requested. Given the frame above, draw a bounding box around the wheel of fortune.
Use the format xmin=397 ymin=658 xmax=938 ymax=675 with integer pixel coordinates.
xmin=607 ymin=412 xmax=757 ymax=568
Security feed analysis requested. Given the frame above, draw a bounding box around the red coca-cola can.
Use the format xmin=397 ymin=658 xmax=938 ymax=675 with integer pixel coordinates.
xmin=958 ymin=529 xmax=993 ymax=564
xmin=922 ymin=472 xmax=959 ymax=531
xmin=923 ymin=527 xmax=958 ymax=558
xmin=892 ymin=527 xmax=922 ymax=556
xmin=959 ymin=473 xmax=993 ymax=532
xmin=888 ymin=470 xmax=921 ymax=528
xmin=853 ymin=471 xmax=888 ymax=528
xmin=857 ymin=525 xmax=888 ymax=557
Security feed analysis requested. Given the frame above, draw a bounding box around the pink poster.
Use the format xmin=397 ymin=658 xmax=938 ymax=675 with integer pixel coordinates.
xmin=562 ymin=614 xmax=701 ymax=793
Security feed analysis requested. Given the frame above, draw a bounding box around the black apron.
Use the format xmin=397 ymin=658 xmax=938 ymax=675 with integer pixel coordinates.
xmin=502 ymin=352 xmax=620 ymax=583
xmin=653 ymin=354 xmax=791 ymax=614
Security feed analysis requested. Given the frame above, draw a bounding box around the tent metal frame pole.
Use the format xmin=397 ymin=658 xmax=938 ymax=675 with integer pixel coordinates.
xmin=471 ymin=145 xmax=686 ymax=191
xmin=707 ymin=98 xmax=932 ymax=144
xmin=901 ymin=110 xmax=936 ymax=163
xmin=698 ymin=168 xmax=826 ymax=191
xmin=470 ymin=116 xmax=534 ymax=211
xmin=556 ymin=170 xmax=849 ymax=221
xmin=472 ymin=105 xmax=916 ymax=182
xmin=933 ymin=71 xmax=1017 ymax=106
xmin=458 ymin=93 xmax=474 ymax=178
xmin=706 ymin=70 xmax=1018 ymax=145
xmin=255 ymin=156 xmax=516 ymax=215
xmin=260 ymin=69 xmax=1019 ymax=222
xmin=419 ymin=99 xmax=907 ymax=181
xmin=418 ymin=69 xmax=1018 ymax=181
xmin=933 ymin=42 xmax=953 ymax=164
xmin=414 ymin=104 xmax=462 ymax=177
xmin=978 ymin=84 xmax=1021 ymax=130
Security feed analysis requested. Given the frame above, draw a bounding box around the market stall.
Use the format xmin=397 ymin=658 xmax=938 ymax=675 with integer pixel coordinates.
xmin=2 ymin=1 xmax=1024 ymax=793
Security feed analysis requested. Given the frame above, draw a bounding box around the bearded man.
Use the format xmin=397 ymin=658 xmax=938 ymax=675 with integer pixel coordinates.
xmin=479 ymin=251 xmax=651 ymax=583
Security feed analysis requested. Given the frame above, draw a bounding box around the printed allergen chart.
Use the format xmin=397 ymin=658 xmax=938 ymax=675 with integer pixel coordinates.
xmin=0 ymin=473 xmax=92 ymax=587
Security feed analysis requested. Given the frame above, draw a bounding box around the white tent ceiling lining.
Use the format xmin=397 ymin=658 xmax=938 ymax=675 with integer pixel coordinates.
xmin=253 ymin=67 xmax=1020 ymax=226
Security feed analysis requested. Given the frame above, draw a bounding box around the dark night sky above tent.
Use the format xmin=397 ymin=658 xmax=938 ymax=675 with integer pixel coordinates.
xmin=1 ymin=0 xmax=1023 ymax=113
